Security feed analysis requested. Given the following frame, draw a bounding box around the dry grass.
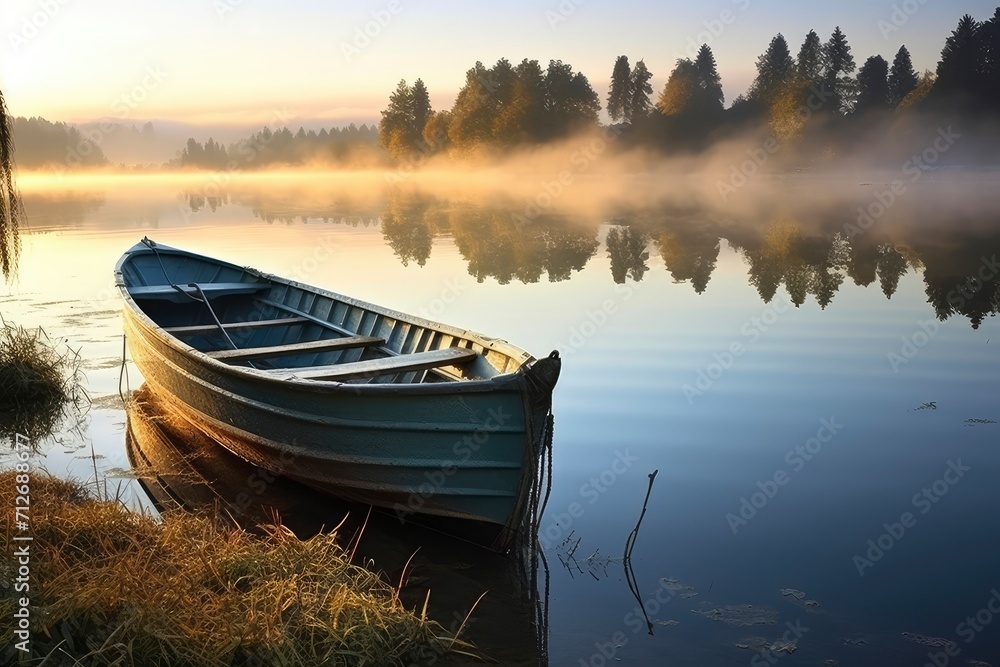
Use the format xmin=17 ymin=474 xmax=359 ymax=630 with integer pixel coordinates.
xmin=0 ymin=471 xmax=463 ymax=666
xmin=0 ymin=321 xmax=87 ymax=442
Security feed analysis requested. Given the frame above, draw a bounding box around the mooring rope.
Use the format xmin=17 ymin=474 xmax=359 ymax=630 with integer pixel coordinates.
xmin=137 ymin=237 xmax=256 ymax=367
xmin=537 ymin=412 xmax=554 ymax=527
xmin=512 ymin=389 xmax=554 ymax=664
xmin=117 ymin=333 xmax=130 ymax=403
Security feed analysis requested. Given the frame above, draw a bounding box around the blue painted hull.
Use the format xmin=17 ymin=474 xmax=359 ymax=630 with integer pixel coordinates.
xmin=116 ymin=240 xmax=559 ymax=550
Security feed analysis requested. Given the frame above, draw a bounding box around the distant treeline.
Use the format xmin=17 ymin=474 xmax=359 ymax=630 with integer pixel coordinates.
xmin=378 ymin=6 xmax=1000 ymax=164
xmin=7 ymin=119 xmax=381 ymax=171
xmin=172 ymin=124 xmax=380 ymax=169
xmin=12 ymin=117 xmax=110 ymax=168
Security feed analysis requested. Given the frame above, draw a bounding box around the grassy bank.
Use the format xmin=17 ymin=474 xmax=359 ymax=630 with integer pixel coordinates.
xmin=0 ymin=471 xmax=461 ymax=665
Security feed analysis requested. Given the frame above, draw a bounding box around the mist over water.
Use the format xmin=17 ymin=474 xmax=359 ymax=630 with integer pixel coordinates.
xmin=15 ymin=169 xmax=1000 ymax=328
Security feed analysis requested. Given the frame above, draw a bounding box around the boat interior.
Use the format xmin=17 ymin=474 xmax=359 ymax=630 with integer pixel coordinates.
xmin=121 ymin=245 xmax=528 ymax=385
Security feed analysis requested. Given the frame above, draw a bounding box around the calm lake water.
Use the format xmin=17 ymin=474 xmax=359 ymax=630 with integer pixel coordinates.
xmin=3 ymin=172 xmax=999 ymax=666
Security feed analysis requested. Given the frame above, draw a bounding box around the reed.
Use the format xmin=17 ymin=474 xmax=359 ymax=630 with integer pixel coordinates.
xmin=0 ymin=321 xmax=86 ymax=442
xmin=0 ymin=471 xmax=464 ymax=665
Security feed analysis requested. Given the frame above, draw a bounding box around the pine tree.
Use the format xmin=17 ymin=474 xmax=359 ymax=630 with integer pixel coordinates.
xmin=982 ymin=8 xmax=1000 ymax=108
xmin=410 ymin=79 xmax=432 ymax=140
xmin=749 ymin=35 xmax=795 ymax=106
xmin=378 ymin=79 xmax=416 ymax=157
xmin=797 ymin=30 xmax=823 ymax=83
xmin=821 ymin=26 xmax=857 ymax=113
xmin=694 ymin=44 xmax=724 ymax=107
xmin=607 ymin=55 xmax=632 ymax=123
xmin=887 ymin=46 xmax=918 ymax=108
xmin=628 ymin=60 xmax=654 ymax=122
xmin=935 ymin=14 xmax=984 ymax=102
xmin=854 ymin=55 xmax=890 ymax=114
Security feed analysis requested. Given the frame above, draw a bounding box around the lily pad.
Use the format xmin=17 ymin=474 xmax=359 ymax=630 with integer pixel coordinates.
xmin=902 ymin=632 xmax=956 ymax=649
xmin=735 ymin=636 xmax=797 ymax=654
xmin=693 ymin=603 xmax=778 ymax=627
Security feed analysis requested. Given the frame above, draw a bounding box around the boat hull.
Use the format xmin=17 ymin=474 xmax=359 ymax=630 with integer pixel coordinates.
xmin=121 ymin=287 xmax=558 ymax=550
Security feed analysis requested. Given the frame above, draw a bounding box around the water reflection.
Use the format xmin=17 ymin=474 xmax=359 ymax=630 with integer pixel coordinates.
xmin=125 ymin=385 xmax=548 ymax=666
xmin=606 ymin=225 xmax=650 ymax=284
xmin=229 ymin=187 xmax=1000 ymax=327
xmin=16 ymin=181 xmax=1000 ymax=328
xmin=655 ymin=226 xmax=719 ymax=293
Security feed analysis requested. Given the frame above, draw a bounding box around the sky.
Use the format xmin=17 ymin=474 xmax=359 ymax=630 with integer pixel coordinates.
xmin=2 ymin=0 xmax=998 ymax=133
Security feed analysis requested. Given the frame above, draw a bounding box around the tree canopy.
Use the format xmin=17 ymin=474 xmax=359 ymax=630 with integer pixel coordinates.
xmin=797 ymin=30 xmax=823 ymax=83
xmin=607 ymin=56 xmax=632 ymax=123
xmin=821 ymin=26 xmax=857 ymax=113
xmin=888 ymin=46 xmax=918 ymax=108
xmin=695 ymin=45 xmax=724 ymax=108
xmin=750 ymin=35 xmax=795 ymax=106
xmin=379 ymin=79 xmax=432 ymax=158
xmin=854 ymin=55 xmax=890 ymax=114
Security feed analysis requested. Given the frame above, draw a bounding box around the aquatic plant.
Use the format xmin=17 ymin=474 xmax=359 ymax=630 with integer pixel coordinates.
xmin=0 ymin=321 xmax=86 ymax=442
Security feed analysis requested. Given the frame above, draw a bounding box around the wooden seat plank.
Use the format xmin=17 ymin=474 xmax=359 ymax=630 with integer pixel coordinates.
xmin=206 ymin=336 xmax=386 ymax=362
xmin=165 ymin=317 xmax=310 ymax=336
xmin=255 ymin=298 xmax=358 ymax=338
xmin=131 ymin=282 xmax=268 ymax=300
xmin=263 ymin=347 xmax=478 ymax=381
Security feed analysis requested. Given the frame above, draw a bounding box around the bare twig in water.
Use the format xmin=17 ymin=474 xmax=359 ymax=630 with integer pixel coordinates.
xmin=623 ymin=470 xmax=659 ymax=635
xmin=623 ymin=469 xmax=658 ymax=562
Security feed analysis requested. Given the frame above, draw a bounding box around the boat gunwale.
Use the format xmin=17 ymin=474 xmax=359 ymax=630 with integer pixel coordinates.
xmin=114 ymin=241 xmax=538 ymax=395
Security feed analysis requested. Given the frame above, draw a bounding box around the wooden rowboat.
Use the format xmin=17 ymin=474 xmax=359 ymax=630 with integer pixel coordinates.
xmin=115 ymin=238 xmax=560 ymax=550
